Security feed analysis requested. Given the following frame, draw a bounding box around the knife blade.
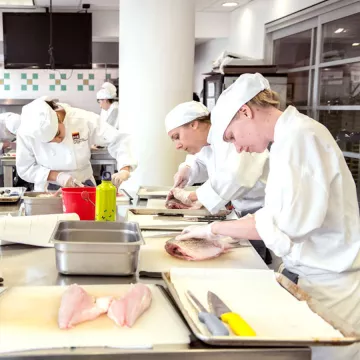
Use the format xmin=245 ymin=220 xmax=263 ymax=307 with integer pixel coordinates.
xmin=208 ymin=291 xmax=256 ymax=336
xmin=0 ymin=288 xmax=8 ymax=298
xmin=186 ymin=291 xmax=229 ymax=336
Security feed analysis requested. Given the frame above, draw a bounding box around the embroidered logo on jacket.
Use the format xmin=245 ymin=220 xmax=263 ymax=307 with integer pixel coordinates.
xmin=72 ymin=132 xmax=88 ymax=144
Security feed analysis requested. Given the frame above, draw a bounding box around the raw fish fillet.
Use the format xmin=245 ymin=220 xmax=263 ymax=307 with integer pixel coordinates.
xmin=165 ymin=237 xmax=239 ymax=261
xmin=108 ymin=284 xmax=152 ymax=327
xmin=58 ymin=284 xmax=113 ymax=329
xmin=165 ymin=198 xmax=192 ymax=209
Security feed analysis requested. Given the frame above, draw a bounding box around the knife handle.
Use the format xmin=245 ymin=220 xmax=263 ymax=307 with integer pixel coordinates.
xmin=220 ymin=312 xmax=256 ymax=336
xmin=198 ymin=312 xmax=229 ymax=336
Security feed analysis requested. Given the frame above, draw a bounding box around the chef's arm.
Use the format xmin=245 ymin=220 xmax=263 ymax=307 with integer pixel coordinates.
xmin=183 ymin=154 xmax=208 ymax=185
xmin=196 ymin=151 xmax=268 ymax=214
xmin=15 ymin=133 xmax=50 ymax=186
xmin=212 ymin=216 xmax=261 ymax=240
xmin=88 ymin=113 xmax=137 ymax=172
xmin=47 ymin=171 xmax=60 ymax=181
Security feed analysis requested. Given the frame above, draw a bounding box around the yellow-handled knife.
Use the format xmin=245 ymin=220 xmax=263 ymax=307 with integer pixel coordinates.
xmin=207 ymin=291 xmax=256 ymax=337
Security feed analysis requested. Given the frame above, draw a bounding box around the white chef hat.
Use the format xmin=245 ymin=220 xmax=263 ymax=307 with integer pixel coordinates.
xmin=165 ymin=101 xmax=210 ymax=133
xmin=4 ymin=113 xmax=21 ymax=135
xmin=211 ymin=73 xmax=270 ymax=141
xmin=20 ymin=97 xmax=58 ymax=143
xmin=96 ymin=82 xmax=117 ymax=100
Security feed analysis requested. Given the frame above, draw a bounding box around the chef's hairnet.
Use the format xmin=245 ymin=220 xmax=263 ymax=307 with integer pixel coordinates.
xmin=20 ymin=97 xmax=58 ymax=143
xmin=96 ymin=82 xmax=117 ymax=100
xmin=4 ymin=113 xmax=21 ymax=135
xmin=211 ymin=73 xmax=270 ymax=140
xmin=165 ymin=101 xmax=210 ymax=133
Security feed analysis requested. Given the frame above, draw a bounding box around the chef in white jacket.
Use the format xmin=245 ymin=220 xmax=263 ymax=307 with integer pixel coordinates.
xmin=177 ymin=73 xmax=360 ymax=360
xmin=16 ymin=97 xmax=136 ymax=191
xmin=165 ymin=101 xmax=269 ymax=215
xmin=0 ymin=112 xmax=21 ymax=154
xmin=97 ymin=82 xmax=119 ymax=129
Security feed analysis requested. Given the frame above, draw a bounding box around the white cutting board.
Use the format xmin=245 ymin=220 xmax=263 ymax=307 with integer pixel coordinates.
xmin=0 ymin=284 xmax=190 ymax=354
xmin=146 ymin=199 xmax=169 ymax=209
xmin=126 ymin=211 xmax=205 ymax=230
xmin=139 ymin=235 xmax=267 ymax=273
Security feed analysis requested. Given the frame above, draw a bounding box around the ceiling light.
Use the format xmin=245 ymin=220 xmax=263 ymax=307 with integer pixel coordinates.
xmin=353 ymin=43 xmax=360 ymax=47
xmin=222 ymin=2 xmax=238 ymax=7
xmin=334 ymin=28 xmax=344 ymax=34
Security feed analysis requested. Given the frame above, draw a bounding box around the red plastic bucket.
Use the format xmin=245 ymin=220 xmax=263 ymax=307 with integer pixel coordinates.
xmin=62 ymin=188 xmax=96 ymax=220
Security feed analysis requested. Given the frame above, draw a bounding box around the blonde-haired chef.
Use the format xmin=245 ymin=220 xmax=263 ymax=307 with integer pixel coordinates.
xmin=16 ymin=97 xmax=136 ymax=191
xmin=97 ymin=82 xmax=119 ymax=129
xmin=165 ymin=101 xmax=268 ymax=215
xmin=178 ymin=73 xmax=360 ymax=360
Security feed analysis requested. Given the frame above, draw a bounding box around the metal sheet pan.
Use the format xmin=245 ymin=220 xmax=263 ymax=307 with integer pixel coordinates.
xmin=137 ymin=186 xmax=199 ymax=199
xmin=0 ymin=187 xmax=26 ymax=203
xmin=162 ymin=272 xmax=360 ymax=347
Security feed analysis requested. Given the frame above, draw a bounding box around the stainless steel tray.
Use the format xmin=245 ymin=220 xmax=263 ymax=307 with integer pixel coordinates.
xmin=0 ymin=187 xmax=26 ymax=203
xmin=50 ymin=221 xmax=144 ymax=276
xmin=91 ymin=148 xmax=113 ymax=160
xmin=23 ymin=192 xmax=63 ymax=216
xmin=162 ymin=272 xmax=360 ymax=347
xmin=137 ymin=186 xmax=199 ymax=199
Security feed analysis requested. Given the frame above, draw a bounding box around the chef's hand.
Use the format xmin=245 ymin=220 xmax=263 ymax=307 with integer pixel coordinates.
xmin=56 ymin=172 xmax=80 ymax=188
xmin=173 ymin=165 xmax=191 ymax=188
xmin=176 ymin=223 xmax=224 ymax=242
xmin=1 ymin=140 xmax=10 ymax=151
xmin=169 ymin=188 xmax=202 ymax=209
xmin=112 ymin=170 xmax=130 ymax=188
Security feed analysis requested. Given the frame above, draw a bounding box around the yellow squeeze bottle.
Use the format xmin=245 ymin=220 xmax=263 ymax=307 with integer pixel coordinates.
xmin=95 ymin=171 xmax=116 ymax=222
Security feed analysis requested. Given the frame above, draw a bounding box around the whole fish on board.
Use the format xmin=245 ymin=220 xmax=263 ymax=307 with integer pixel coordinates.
xmin=164 ymin=237 xmax=242 ymax=261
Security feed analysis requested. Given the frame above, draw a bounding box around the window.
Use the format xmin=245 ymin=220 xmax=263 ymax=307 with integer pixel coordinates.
xmin=267 ymin=1 xmax=360 ymax=190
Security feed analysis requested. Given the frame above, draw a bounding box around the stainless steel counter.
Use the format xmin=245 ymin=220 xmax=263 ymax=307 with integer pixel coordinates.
xmin=0 ymin=198 xmax=310 ymax=359
xmin=0 ymin=149 xmax=117 ymax=187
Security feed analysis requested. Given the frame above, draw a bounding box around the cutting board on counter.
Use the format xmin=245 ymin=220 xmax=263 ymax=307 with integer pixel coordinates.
xmin=139 ymin=233 xmax=267 ymax=274
xmin=137 ymin=186 xmax=198 ymax=199
xmin=126 ymin=210 xmax=207 ymax=230
xmin=0 ymin=284 xmax=190 ymax=354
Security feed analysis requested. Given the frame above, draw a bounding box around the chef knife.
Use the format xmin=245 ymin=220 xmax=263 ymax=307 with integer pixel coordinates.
xmin=208 ymin=291 xmax=256 ymax=336
xmin=154 ymin=216 xmax=220 ymax=223
xmin=186 ymin=291 xmax=229 ymax=336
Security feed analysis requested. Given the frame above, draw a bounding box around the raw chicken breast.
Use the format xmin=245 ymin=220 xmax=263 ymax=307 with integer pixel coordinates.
xmin=108 ymin=284 xmax=152 ymax=327
xmin=58 ymin=284 xmax=113 ymax=329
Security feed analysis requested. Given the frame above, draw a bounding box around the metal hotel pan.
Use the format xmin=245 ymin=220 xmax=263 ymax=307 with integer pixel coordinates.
xmin=23 ymin=192 xmax=63 ymax=216
xmin=162 ymin=272 xmax=360 ymax=348
xmin=50 ymin=221 xmax=144 ymax=276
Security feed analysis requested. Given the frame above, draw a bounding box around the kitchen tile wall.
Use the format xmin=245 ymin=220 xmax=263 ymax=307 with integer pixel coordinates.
xmin=0 ymin=69 xmax=118 ymax=113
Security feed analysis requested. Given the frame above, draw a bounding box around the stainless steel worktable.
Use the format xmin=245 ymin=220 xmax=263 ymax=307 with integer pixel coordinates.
xmin=0 ymin=201 xmax=310 ymax=360
xmin=0 ymin=149 xmax=116 ymax=187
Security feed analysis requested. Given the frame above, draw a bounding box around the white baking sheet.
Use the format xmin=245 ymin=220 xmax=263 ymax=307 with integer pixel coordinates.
xmin=170 ymin=268 xmax=343 ymax=340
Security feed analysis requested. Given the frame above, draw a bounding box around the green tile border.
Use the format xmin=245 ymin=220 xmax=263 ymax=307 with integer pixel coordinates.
xmin=21 ymin=84 xmax=27 ymax=91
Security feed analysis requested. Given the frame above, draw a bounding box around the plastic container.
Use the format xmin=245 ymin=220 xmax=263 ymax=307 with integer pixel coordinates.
xmin=62 ymin=188 xmax=96 ymax=220
xmin=95 ymin=171 xmax=116 ymax=222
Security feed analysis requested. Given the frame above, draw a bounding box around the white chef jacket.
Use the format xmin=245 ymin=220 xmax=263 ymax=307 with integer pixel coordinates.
xmin=0 ymin=116 xmax=15 ymax=155
xmin=100 ymin=102 xmax=119 ymax=129
xmin=16 ymin=103 xmax=137 ymax=191
xmin=181 ymin=139 xmax=269 ymax=214
xmin=255 ymin=106 xmax=360 ymax=359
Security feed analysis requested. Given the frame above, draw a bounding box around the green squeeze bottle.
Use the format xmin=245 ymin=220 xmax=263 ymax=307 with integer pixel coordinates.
xmin=95 ymin=171 xmax=116 ymax=222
